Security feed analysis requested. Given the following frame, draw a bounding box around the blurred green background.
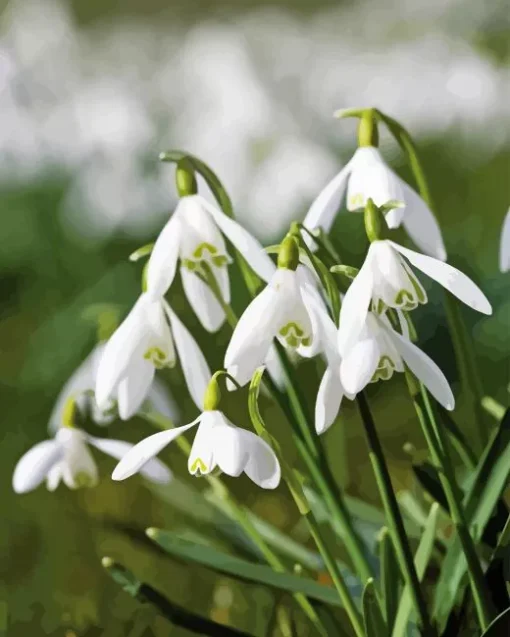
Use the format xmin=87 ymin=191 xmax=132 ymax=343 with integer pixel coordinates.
xmin=0 ymin=0 xmax=509 ymax=635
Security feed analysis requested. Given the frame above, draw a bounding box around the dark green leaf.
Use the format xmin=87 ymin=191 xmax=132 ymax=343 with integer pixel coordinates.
xmin=480 ymin=606 xmax=510 ymax=637
xmin=362 ymin=578 xmax=387 ymax=637
xmin=379 ymin=527 xmax=402 ymax=631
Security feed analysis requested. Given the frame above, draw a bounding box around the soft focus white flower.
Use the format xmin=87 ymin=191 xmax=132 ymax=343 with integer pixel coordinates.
xmin=499 ymin=208 xmax=510 ymax=273
xmin=339 ymin=311 xmax=455 ymax=411
xmin=338 ymin=239 xmax=492 ymax=355
xmin=303 ymin=146 xmax=447 ymax=260
xmin=96 ymin=293 xmax=210 ymax=418
xmin=49 ymin=343 xmax=178 ymax=432
xmin=146 ymin=194 xmax=276 ymax=332
xmin=225 ymin=265 xmax=336 ymax=386
xmin=112 ymin=410 xmax=281 ymax=489
xmin=13 ymin=426 xmax=171 ymax=493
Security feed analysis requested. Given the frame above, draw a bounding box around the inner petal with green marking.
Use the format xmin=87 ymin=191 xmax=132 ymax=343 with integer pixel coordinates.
xmin=144 ymin=346 xmax=171 ymax=370
xmin=371 ymin=355 xmax=397 ymax=383
xmin=279 ymin=321 xmax=312 ymax=348
xmin=182 ymin=242 xmax=232 ymax=274
xmin=348 ymin=192 xmax=365 ymax=210
xmin=190 ymin=457 xmax=208 ymax=475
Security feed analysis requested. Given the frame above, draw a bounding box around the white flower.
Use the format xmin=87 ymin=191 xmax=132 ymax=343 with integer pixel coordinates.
xmin=225 ymin=266 xmax=336 ymax=387
xmin=111 ymin=411 xmax=281 ymax=489
xmin=13 ymin=426 xmax=171 ymax=494
xmin=48 ymin=343 xmax=178 ymax=432
xmin=95 ymin=293 xmax=211 ymax=418
xmin=338 ymin=240 xmax=492 ymax=356
xmin=500 ymin=208 xmax=510 ymax=273
xmin=303 ymin=146 xmax=447 ymax=261
xmin=146 ymin=194 xmax=276 ymax=332
xmin=339 ymin=311 xmax=455 ymax=411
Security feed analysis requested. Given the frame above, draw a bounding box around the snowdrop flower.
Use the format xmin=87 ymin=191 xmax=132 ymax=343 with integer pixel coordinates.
xmin=146 ymin=164 xmax=275 ymax=332
xmin=303 ymin=114 xmax=446 ymax=261
xmin=339 ymin=311 xmax=455 ymax=411
xmin=96 ymin=293 xmax=211 ymax=419
xmin=225 ymin=236 xmax=337 ymax=386
xmin=499 ymin=208 xmax=510 ymax=273
xmin=112 ymin=377 xmax=281 ymax=489
xmin=13 ymin=418 xmax=171 ymax=494
xmin=338 ymin=239 xmax=492 ymax=355
xmin=49 ymin=343 xmax=178 ymax=432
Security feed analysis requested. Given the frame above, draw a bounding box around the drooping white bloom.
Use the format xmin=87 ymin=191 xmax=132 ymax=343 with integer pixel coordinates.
xmin=13 ymin=426 xmax=171 ymax=494
xmin=225 ymin=266 xmax=337 ymax=387
xmin=146 ymin=194 xmax=276 ymax=332
xmin=49 ymin=343 xmax=178 ymax=432
xmin=112 ymin=411 xmax=281 ymax=489
xmin=95 ymin=293 xmax=211 ymax=418
xmin=338 ymin=240 xmax=492 ymax=355
xmin=499 ymin=208 xmax=510 ymax=273
xmin=339 ymin=311 xmax=455 ymax=411
xmin=303 ymin=146 xmax=447 ymax=260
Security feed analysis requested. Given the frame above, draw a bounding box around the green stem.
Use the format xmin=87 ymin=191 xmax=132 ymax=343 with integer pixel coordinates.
xmin=356 ymin=392 xmax=435 ymax=636
xmin=376 ymin=109 xmax=488 ymax=450
xmin=406 ymin=380 xmax=494 ymax=630
xmin=199 ymin=263 xmax=238 ymax=328
xmin=140 ymin=410 xmax=327 ymax=636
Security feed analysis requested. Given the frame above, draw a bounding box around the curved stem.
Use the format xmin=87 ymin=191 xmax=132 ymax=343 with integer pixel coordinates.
xmin=356 ymin=392 xmax=435 ymax=636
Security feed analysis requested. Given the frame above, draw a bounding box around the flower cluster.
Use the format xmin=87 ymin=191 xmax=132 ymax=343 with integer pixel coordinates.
xmin=13 ymin=112 xmax=495 ymax=503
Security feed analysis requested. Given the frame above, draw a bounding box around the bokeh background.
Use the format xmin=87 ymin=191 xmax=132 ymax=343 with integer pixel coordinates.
xmin=1 ymin=0 xmax=509 ymax=634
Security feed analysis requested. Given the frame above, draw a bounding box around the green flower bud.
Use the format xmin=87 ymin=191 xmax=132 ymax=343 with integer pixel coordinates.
xmin=175 ymin=159 xmax=198 ymax=197
xmin=357 ymin=109 xmax=379 ymax=148
xmin=277 ymin=236 xmax=300 ymax=271
xmin=203 ymin=376 xmax=222 ymax=411
xmin=364 ymin=198 xmax=384 ymax=243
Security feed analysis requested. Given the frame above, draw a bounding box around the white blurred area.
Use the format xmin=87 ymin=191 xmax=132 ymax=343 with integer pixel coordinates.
xmin=0 ymin=0 xmax=508 ymax=241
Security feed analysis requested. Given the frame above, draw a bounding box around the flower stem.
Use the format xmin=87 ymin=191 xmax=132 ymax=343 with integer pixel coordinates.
xmin=405 ymin=378 xmax=494 ymax=630
xmin=139 ymin=410 xmax=327 ymax=636
xmin=356 ymin=392 xmax=435 ymax=636
xmin=376 ymin=109 xmax=488 ymax=450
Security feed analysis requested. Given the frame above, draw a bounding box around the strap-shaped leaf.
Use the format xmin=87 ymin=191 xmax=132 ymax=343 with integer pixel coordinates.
xmin=480 ymin=606 xmax=510 ymax=637
xmin=146 ymin=529 xmax=345 ymax=607
xmin=379 ymin=527 xmax=402 ymax=631
xmin=362 ymin=578 xmax=387 ymax=637
xmin=391 ymin=503 xmax=439 ymax=637
xmin=433 ymin=410 xmax=510 ymax=631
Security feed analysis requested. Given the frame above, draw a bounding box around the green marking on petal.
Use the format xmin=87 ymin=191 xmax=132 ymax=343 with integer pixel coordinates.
xmin=279 ymin=322 xmax=304 ymax=337
xmin=190 ymin=458 xmax=208 ymax=475
xmin=144 ymin=347 xmax=170 ymax=369
xmin=211 ymin=255 xmax=229 ymax=267
xmin=301 ymin=336 xmax=312 ymax=346
xmin=192 ymin=242 xmax=218 ymax=258
xmin=348 ymin=193 xmax=365 ymax=210
xmin=182 ymin=258 xmax=197 ymax=271
xmin=371 ymin=356 xmax=396 ymax=383
xmin=73 ymin=472 xmax=96 ymax=489
xmin=278 ymin=322 xmax=312 ymax=348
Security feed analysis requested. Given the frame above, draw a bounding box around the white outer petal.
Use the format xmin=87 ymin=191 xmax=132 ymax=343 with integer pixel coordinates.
xmin=112 ymin=419 xmax=200 ymax=481
xmin=200 ymin=196 xmax=276 ymax=283
xmin=499 ymin=208 xmax=510 ymax=273
xmin=340 ymin=332 xmax=380 ymax=395
xmin=315 ymin=367 xmax=344 ymax=434
xmin=302 ymin=159 xmax=354 ymax=247
xmin=398 ymin=178 xmax=447 ymax=261
xmin=87 ymin=436 xmax=172 ymax=483
xmin=383 ymin=325 xmax=455 ymax=410
xmin=13 ymin=440 xmax=63 ymax=493
xmin=146 ymin=213 xmax=182 ymax=298
xmin=166 ymin=305 xmax=211 ymax=411
xmin=181 ymin=267 xmax=226 ymax=332
xmin=298 ymin=282 xmax=337 ymax=361
xmin=389 ymin=242 xmax=492 ymax=315
xmin=338 ymin=254 xmax=375 ymax=356
xmin=116 ymin=358 xmax=155 ymax=420
xmin=146 ymin=377 xmax=178 ymax=421
xmin=46 ymin=464 xmax=63 ymax=491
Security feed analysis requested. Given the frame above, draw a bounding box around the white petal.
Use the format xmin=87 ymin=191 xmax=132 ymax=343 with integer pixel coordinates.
xmin=146 ymin=212 xmax=182 ymax=297
xmin=264 ymin=344 xmax=286 ymax=390
xmin=302 ymin=159 xmax=353 ymax=247
xmin=116 ymin=359 xmax=155 ymax=420
xmin=112 ymin=419 xmax=199 ymax=481
xmin=298 ymin=281 xmax=336 ymax=360
xmin=389 ymin=242 xmax=492 ymax=315
xmin=384 ymin=325 xmax=455 ymax=410
xmin=46 ymin=464 xmax=63 ymax=491
xmin=146 ymin=377 xmax=179 ymax=421
xmin=212 ymin=414 xmax=281 ymax=489
xmin=200 ymin=196 xmax=276 ymax=283
xmin=315 ymin=367 xmax=344 ymax=434
xmin=57 ymin=429 xmax=99 ymax=489
xmin=179 ymin=195 xmax=229 ymax=259
xmin=340 ymin=332 xmax=380 ymax=395
xmin=225 ymin=279 xmax=284 ymax=386
xmin=181 ymin=267 xmax=226 ymax=332
xmin=499 ymin=208 xmax=510 ymax=273
xmin=398 ymin=178 xmax=447 ymax=261
xmin=87 ymin=436 xmax=172 ymax=483
xmin=13 ymin=440 xmax=63 ymax=493
xmin=166 ymin=305 xmax=211 ymax=411
xmin=337 ymin=255 xmax=374 ymax=356
xmin=95 ymin=296 xmax=149 ymax=409
xmin=188 ymin=412 xmax=217 ymax=475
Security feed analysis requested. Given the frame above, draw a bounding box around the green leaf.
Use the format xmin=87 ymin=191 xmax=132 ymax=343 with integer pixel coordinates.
xmin=392 ymin=503 xmax=439 ymax=637
xmin=146 ymin=529 xmax=345 ymax=607
xmin=480 ymin=607 xmax=510 ymax=637
xmin=411 ymin=462 xmax=449 ymax=513
xmin=436 ymin=406 xmax=477 ymax=469
xmin=379 ymin=528 xmax=402 ymax=631
xmin=362 ymin=578 xmax=387 ymax=637
xmin=433 ymin=409 xmax=510 ymax=631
